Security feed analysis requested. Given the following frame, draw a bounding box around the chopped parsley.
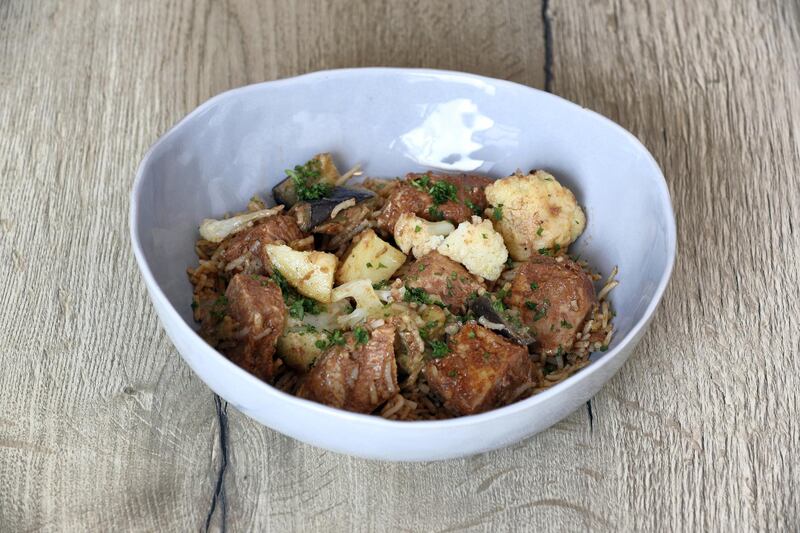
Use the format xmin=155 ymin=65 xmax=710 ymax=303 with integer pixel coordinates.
xmin=411 ymin=174 xmax=458 ymax=206
xmin=491 ymin=298 xmax=506 ymax=313
xmin=560 ymin=319 xmax=573 ymax=329
xmin=209 ymin=295 xmax=228 ymax=320
xmin=288 ymin=297 xmax=323 ymax=320
xmin=427 ymin=205 xmax=444 ymax=220
xmin=429 ymin=340 xmax=450 ymax=358
xmin=467 ymin=330 xmax=476 ymax=339
xmin=538 ymin=247 xmax=552 ymax=256
xmin=429 ymin=181 xmax=458 ymax=204
xmin=410 ymin=173 xmax=432 ymax=191
xmin=482 ymin=233 xmax=488 ymax=239
xmin=353 ymin=326 xmax=369 ymax=345
xmin=372 ymin=280 xmax=389 ymax=290
xmin=285 ymin=158 xmax=331 ymax=201
xmin=599 ymin=345 xmax=609 ymax=352
xmin=530 ymin=282 xmax=539 ymax=290
xmin=536 ymin=226 xmax=544 ymax=236
xmin=377 ymin=262 xmax=387 ymax=269
xmin=464 ymin=199 xmax=481 ymax=215
xmin=447 ymin=369 xmax=457 ymax=378
xmin=532 ymin=299 xmax=550 ymax=321
xmin=414 ymin=225 xmax=422 ymax=233
xmin=272 ymin=269 xmax=324 ymax=320
xmin=492 ymin=204 xmax=504 ymax=221
xmin=525 ymin=301 xmax=538 ymax=310
xmin=403 ymin=286 xmax=444 ymax=307
xmin=191 ymin=301 xmax=198 ymax=310
xmin=366 ymin=262 xmax=373 ymax=268
xmin=315 ymin=329 xmax=346 ymax=350
xmin=418 ymin=320 xmax=440 ymax=341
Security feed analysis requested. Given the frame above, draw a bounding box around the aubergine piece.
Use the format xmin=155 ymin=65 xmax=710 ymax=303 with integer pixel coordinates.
xmin=273 ymin=153 xmax=341 ymax=208
xmin=289 ymin=187 xmax=375 ymax=232
xmin=469 ymin=295 xmax=536 ymax=346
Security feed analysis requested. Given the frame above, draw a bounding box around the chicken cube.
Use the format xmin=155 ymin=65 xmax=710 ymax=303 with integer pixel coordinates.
xmin=425 ymin=324 xmax=535 ymax=415
xmin=221 ymin=214 xmax=306 ymax=273
xmin=402 ymin=251 xmax=485 ymax=314
xmin=224 ymin=273 xmax=287 ymax=380
xmin=298 ymin=324 xmax=398 ymax=414
xmin=376 ymin=173 xmax=492 ymax=234
xmin=504 ymin=255 xmax=596 ymax=354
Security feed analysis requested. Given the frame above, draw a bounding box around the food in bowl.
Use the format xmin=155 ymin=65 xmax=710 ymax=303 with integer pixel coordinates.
xmin=187 ymin=153 xmax=618 ymax=419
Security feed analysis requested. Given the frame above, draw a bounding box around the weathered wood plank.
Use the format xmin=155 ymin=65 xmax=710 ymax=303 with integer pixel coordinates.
xmin=0 ymin=1 xmax=233 ymax=530
xmin=549 ymin=0 xmax=800 ymax=530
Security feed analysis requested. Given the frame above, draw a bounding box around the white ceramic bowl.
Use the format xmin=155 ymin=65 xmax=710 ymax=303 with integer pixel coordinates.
xmin=130 ymin=68 xmax=675 ymax=461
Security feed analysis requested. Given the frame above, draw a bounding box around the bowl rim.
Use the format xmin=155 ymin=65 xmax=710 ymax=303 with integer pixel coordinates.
xmin=130 ymin=67 xmax=676 ymax=429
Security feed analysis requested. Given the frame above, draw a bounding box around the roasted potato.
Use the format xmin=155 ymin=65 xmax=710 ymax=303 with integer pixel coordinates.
xmin=336 ymin=229 xmax=407 ymax=284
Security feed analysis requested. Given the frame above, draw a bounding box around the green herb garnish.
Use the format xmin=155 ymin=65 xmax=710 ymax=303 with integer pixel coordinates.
xmin=492 ymin=204 xmax=503 ymax=221
xmin=285 ymin=158 xmax=331 ymax=201
xmin=429 ymin=340 xmax=450 ymax=358
xmin=464 ymin=199 xmax=481 ymax=215
xmin=428 ymin=180 xmax=458 ymax=205
xmin=315 ymin=329 xmax=346 ymax=350
xmin=272 ymin=268 xmax=324 ymax=319
xmin=403 ymin=286 xmax=444 ymax=307
xmin=427 ymin=205 xmax=444 ymax=220
xmin=353 ymin=326 xmax=369 ymax=345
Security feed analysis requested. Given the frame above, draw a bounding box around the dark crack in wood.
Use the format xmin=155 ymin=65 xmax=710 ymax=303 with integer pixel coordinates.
xmin=541 ymin=0 xmax=554 ymax=92
xmin=205 ymin=395 xmax=229 ymax=532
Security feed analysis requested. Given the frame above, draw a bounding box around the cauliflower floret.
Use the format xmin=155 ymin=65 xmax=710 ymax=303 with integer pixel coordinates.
xmin=393 ymin=213 xmax=456 ymax=258
xmin=265 ymin=244 xmax=337 ymax=302
xmin=331 ymin=279 xmax=383 ymax=328
xmin=484 ymin=170 xmax=586 ymax=261
xmin=436 ymin=217 xmax=508 ymax=281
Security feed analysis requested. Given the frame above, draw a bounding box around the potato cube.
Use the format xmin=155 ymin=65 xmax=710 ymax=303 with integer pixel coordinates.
xmin=336 ymin=229 xmax=407 ymax=284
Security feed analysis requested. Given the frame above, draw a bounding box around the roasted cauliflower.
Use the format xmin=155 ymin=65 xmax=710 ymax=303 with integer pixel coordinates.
xmin=393 ymin=213 xmax=455 ymax=259
xmin=436 ymin=216 xmax=508 ymax=281
xmin=484 ymin=170 xmax=586 ymax=261
xmin=265 ymin=244 xmax=337 ymax=302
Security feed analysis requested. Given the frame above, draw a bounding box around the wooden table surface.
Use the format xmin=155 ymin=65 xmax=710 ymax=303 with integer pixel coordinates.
xmin=2 ymin=1 xmax=799 ymax=531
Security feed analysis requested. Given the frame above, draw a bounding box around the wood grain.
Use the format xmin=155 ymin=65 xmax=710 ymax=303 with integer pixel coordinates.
xmin=0 ymin=0 xmax=798 ymax=531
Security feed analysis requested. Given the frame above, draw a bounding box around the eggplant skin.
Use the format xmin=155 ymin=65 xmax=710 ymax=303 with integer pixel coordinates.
xmin=273 ymin=175 xmax=301 ymax=207
xmin=291 ymin=187 xmax=374 ymax=232
xmin=469 ymin=295 xmax=536 ymax=346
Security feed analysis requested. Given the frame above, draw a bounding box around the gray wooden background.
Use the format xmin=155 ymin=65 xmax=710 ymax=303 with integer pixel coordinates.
xmin=1 ymin=0 xmax=798 ymax=531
